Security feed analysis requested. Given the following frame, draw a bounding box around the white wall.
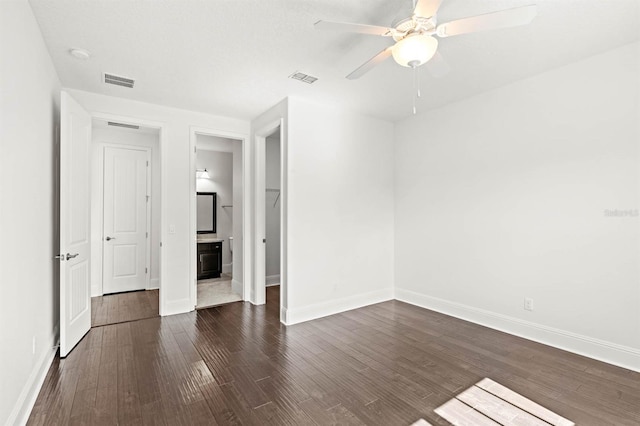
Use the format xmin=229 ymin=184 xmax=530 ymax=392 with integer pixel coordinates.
xmin=265 ymin=133 xmax=281 ymax=282
xmin=196 ymin=148 xmax=233 ymax=272
xmin=90 ymin=125 xmax=161 ymax=295
xmin=395 ymin=42 xmax=640 ymax=371
xmin=66 ymin=89 xmax=250 ymax=315
xmin=0 ymin=1 xmax=61 ymax=424
xmin=285 ymin=97 xmax=395 ymax=324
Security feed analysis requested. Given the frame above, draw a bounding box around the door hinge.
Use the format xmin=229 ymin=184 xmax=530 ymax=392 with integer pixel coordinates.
xmin=146 ymin=195 xmax=150 ymax=202
xmin=145 ymin=267 xmax=148 ymax=274
xmin=146 ymin=231 xmax=149 ymax=238
xmin=146 ymin=160 xmax=149 ymax=167
xmin=194 ymin=146 xmax=197 ymax=153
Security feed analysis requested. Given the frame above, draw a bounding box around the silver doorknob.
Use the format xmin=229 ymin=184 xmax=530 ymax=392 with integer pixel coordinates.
xmin=66 ymin=253 xmax=79 ymax=260
xmin=105 ymin=236 xmax=116 ymax=241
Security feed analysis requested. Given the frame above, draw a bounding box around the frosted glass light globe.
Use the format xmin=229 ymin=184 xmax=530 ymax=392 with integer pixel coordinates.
xmin=392 ymin=34 xmax=438 ymax=67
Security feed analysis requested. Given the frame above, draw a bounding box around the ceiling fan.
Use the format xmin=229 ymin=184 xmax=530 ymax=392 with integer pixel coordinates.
xmin=315 ymin=0 xmax=537 ymax=80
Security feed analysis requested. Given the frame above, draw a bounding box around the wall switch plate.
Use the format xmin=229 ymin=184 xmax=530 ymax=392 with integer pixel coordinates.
xmin=524 ymin=298 xmax=534 ymax=311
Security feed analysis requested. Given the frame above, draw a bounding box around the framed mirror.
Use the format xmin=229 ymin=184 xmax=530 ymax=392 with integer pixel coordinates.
xmin=196 ymin=192 xmax=216 ymax=233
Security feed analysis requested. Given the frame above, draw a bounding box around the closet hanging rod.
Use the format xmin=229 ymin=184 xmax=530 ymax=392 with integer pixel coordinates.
xmin=222 ymin=205 xmax=233 ymax=208
xmin=266 ymin=188 xmax=280 ymax=192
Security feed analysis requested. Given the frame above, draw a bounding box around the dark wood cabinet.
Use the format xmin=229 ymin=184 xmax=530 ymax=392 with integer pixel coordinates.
xmin=197 ymin=241 xmax=222 ymax=279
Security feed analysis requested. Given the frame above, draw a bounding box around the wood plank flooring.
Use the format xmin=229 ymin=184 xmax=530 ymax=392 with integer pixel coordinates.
xmin=30 ymin=286 xmax=640 ymax=425
xmin=91 ymin=289 xmax=159 ymax=327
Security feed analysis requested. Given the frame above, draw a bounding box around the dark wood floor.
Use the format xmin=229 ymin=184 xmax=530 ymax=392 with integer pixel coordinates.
xmin=30 ymin=286 xmax=640 ymax=425
xmin=91 ymin=289 xmax=159 ymax=327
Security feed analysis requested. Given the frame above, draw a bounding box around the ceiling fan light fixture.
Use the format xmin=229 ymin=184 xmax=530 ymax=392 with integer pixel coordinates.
xmin=391 ymin=34 xmax=438 ymax=67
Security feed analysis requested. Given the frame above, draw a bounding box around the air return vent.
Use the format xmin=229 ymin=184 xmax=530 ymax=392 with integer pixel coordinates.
xmin=289 ymin=71 xmax=318 ymax=84
xmin=108 ymin=121 xmax=139 ymax=130
xmin=103 ymin=72 xmax=135 ymax=88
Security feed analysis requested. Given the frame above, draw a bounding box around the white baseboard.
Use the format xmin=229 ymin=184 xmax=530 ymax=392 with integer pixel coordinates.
xmin=266 ymin=274 xmax=280 ymax=286
xmin=395 ymin=288 xmax=640 ymax=373
xmin=222 ymin=263 xmax=232 ymax=274
xmin=231 ymin=279 xmax=243 ymax=298
xmin=147 ymin=278 xmax=159 ymax=290
xmin=90 ymin=283 xmax=101 ymax=298
xmin=7 ymin=324 xmax=59 ymax=426
xmin=282 ymin=288 xmax=394 ymax=325
xmin=161 ymin=297 xmax=193 ymax=316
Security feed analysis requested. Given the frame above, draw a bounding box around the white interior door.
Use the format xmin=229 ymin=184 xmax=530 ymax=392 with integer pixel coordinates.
xmin=59 ymin=91 xmax=92 ymax=357
xmin=103 ymin=146 xmax=148 ymax=294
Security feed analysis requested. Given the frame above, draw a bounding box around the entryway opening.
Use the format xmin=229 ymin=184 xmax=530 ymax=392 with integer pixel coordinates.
xmin=254 ymin=119 xmax=285 ymax=318
xmin=264 ymin=129 xmax=281 ymax=301
xmin=89 ymin=118 xmax=161 ymax=327
xmin=194 ymin=133 xmax=244 ymax=309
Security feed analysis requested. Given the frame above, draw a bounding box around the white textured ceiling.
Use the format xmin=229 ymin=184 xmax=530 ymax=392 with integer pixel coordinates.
xmin=29 ymin=0 xmax=639 ymax=122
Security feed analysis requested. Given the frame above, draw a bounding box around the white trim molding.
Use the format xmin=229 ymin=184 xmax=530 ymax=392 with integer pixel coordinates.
xmin=231 ymin=279 xmax=243 ymax=296
xmin=162 ymin=297 xmax=194 ymax=317
xmin=266 ymin=274 xmax=280 ymax=286
xmin=395 ymin=288 xmax=640 ymax=373
xmin=148 ymin=278 xmax=160 ymax=290
xmin=282 ymin=288 xmax=394 ymax=325
xmin=6 ymin=325 xmax=59 ymax=426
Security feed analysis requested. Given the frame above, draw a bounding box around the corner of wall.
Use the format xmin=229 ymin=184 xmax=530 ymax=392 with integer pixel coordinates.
xmin=285 ymin=288 xmax=394 ymax=325
xmin=5 ymin=324 xmax=59 ymax=426
xmin=395 ymin=287 xmax=640 ymax=373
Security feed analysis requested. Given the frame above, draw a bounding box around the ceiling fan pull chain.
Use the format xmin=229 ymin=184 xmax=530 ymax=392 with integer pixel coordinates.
xmin=412 ymin=64 xmax=419 ymax=115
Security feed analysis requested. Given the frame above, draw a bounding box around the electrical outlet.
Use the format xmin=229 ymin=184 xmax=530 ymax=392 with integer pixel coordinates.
xmin=524 ymin=298 xmax=534 ymax=311
xmin=32 ymin=336 xmax=36 ymax=355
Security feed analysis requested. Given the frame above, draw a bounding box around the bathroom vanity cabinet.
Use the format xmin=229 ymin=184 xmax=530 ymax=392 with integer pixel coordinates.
xmin=197 ymin=241 xmax=222 ymax=279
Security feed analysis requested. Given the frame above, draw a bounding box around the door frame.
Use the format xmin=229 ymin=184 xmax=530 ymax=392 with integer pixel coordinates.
xmin=94 ymin=143 xmax=152 ymax=296
xmin=92 ymin=112 xmax=167 ymax=314
xmin=189 ymin=127 xmax=250 ymax=308
xmin=254 ymin=119 xmax=285 ymax=309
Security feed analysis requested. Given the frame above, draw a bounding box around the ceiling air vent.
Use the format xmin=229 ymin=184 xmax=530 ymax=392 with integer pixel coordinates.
xmin=289 ymin=71 xmax=318 ymax=84
xmin=108 ymin=121 xmax=139 ymax=130
xmin=103 ymin=72 xmax=135 ymax=88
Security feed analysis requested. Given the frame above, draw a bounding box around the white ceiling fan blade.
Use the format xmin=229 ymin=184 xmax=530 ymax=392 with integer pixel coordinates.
xmin=426 ymin=51 xmax=450 ymax=78
xmin=314 ymin=20 xmax=393 ymax=36
xmin=346 ymin=46 xmax=393 ymax=80
xmin=436 ymin=5 xmax=537 ymax=38
xmin=414 ymin=0 xmax=444 ymax=18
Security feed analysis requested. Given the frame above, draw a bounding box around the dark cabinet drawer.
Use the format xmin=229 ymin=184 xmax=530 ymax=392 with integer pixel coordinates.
xmin=197 ymin=242 xmax=222 ymax=279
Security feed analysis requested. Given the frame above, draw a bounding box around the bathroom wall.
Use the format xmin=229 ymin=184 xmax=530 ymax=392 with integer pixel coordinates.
xmin=232 ymin=139 xmax=243 ymax=286
xmin=265 ymin=132 xmax=281 ymax=284
xmin=196 ymin=145 xmax=234 ymax=272
xmin=90 ymin=124 xmax=161 ymax=294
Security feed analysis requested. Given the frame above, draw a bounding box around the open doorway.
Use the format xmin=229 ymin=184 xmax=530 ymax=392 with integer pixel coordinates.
xmin=89 ymin=118 xmax=161 ymax=327
xmin=265 ymin=130 xmax=281 ymax=290
xmin=264 ymin=128 xmax=282 ymax=315
xmin=194 ymin=133 xmax=244 ymax=309
xmin=254 ymin=120 xmax=285 ymax=316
